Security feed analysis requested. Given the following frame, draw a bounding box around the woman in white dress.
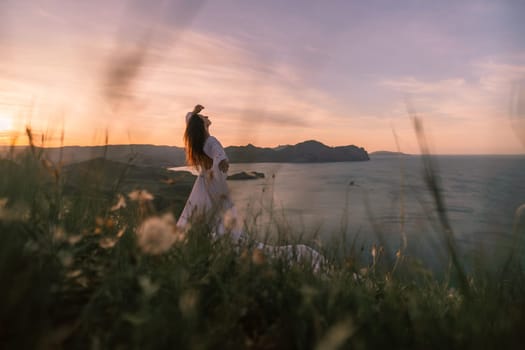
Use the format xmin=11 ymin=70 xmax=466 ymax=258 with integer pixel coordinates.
xmin=176 ymin=110 xmax=242 ymax=240
xmin=177 ymin=109 xmax=324 ymax=271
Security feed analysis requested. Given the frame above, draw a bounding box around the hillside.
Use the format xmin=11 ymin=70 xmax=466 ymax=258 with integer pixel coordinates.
xmin=226 ymin=140 xmax=369 ymax=163
xmin=0 ymin=145 xmax=186 ymax=167
xmin=1 ymin=139 xmax=369 ymax=168
xmin=62 ymin=158 xmax=195 ymax=213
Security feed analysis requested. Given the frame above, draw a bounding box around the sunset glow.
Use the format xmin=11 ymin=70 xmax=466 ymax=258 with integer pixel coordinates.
xmin=0 ymin=0 xmax=524 ymax=154
xmin=0 ymin=112 xmax=13 ymax=131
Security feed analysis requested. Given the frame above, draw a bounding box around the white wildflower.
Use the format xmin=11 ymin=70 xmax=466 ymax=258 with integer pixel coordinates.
xmin=0 ymin=200 xmax=29 ymax=221
xmin=0 ymin=198 xmax=7 ymax=219
xmin=111 ymin=194 xmax=127 ymax=211
xmin=315 ymin=319 xmax=355 ymax=350
xmin=128 ymin=189 xmax=154 ymax=202
xmin=138 ymin=275 xmax=159 ymax=297
xmin=117 ymin=226 xmax=127 ymax=237
xmin=58 ymin=251 xmax=73 ymax=267
xmin=513 ymin=204 xmax=525 ymax=233
xmin=66 ymin=270 xmax=82 ymax=278
xmin=252 ymin=249 xmax=266 ymax=265
xmin=52 ymin=226 xmax=66 ymax=242
xmin=136 ymin=214 xmax=184 ymax=254
xmin=68 ymin=234 xmax=83 ymax=245
xmin=76 ymin=276 xmax=89 ymax=287
xmin=95 ymin=216 xmax=105 ymax=227
xmin=516 ymin=204 xmax=525 ymax=218
xmin=179 ymin=289 xmax=199 ymax=317
xmin=223 ymin=208 xmax=238 ymax=231
xmin=99 ymin=237 xmax=118 ymax=249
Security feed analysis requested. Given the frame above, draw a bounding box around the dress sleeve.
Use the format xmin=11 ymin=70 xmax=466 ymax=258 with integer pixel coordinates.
xmin=202 ymin=136 xmax=232 ymax=207
xmin=203 ymin=136 xmax=228 ymax=170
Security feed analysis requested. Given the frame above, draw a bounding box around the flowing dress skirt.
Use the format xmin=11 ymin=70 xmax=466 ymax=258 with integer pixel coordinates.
xmin=176 ymin=136 xmax=324 ymax=271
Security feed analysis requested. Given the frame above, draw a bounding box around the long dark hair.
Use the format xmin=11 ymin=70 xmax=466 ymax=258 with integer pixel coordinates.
xmin=184 ymin=114 xmax=212 ymax=170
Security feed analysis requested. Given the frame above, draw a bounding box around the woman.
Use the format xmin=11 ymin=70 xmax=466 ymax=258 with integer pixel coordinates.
xmin=176 ymin=110 xmax=242 ymax=241
xmin=177 ymin=107 xmax=324 ymax=271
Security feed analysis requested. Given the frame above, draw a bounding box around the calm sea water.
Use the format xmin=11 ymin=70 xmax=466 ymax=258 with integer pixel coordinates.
xmin=172 ymin=155 xmax=525 ymax=264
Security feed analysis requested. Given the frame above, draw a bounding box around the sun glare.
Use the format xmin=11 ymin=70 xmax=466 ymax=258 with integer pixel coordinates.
xmin=0 ymin=112 xmax=13 ymax=131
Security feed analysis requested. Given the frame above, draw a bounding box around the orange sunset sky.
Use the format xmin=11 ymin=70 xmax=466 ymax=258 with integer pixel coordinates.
xmin=0 ymin=0 xmax=524 ymax=154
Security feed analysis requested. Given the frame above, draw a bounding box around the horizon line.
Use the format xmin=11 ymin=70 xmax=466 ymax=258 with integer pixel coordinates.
xmin=1 ymin=142 xmax=524 ymax=156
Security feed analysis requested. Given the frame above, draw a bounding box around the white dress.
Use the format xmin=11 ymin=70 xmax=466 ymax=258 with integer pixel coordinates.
xmin=176 ymin=136 xmax=324 ymax=271
xmin=176 ymin=136 xmax=240 ymax=237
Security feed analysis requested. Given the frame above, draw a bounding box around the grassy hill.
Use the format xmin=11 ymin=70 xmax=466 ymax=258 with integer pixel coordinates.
xmin=1 ymin=147 xmax=525 ymax=349
xmin=0 ymin=144 xmax=186 ymax=167
xmin=62 ymin=157 xmax=195 ymax=214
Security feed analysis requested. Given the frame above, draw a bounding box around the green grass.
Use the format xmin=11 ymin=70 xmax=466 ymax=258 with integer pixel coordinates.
xmin=1 ymin=141 xmax=525 ymax=349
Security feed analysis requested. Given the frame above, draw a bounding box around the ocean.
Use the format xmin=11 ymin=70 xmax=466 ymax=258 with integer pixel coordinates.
xmin=171 ymin=155 xmax=525 ymax=266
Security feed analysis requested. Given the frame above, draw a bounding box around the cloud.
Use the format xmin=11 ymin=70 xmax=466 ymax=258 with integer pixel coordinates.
xmin=376 ymin=55 xmax=525 ymax=153
xmin=103 ymin=29 xmax=348 ymax=140
xmin=380 ymin=77 xmax=467 ymax=95
xmin=2 ymin=1 xmax=524 ymax=153
xmin=380 ymin=56 xmax=525 ymax=120
xmin=1 ymin=19 xmax=350 ymax=147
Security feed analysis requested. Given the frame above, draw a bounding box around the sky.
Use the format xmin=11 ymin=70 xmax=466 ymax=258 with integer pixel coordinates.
xmin=0 ymin=0 xmax=524 ymax=154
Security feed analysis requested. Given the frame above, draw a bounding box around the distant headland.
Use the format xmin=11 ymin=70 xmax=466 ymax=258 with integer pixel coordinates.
xmin=226 ymin=140 xmax=369 ymax=163
xmin=369 ymin=151 xmax=411 ymax=157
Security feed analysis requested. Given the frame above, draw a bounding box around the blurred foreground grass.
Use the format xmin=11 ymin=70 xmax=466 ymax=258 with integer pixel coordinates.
xmin=1 ymin=140 xmax=525 ymax=350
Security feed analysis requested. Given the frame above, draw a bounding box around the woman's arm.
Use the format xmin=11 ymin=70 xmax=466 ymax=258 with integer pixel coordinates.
xmin=218 ymin=159 xmax=229 ymax=173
